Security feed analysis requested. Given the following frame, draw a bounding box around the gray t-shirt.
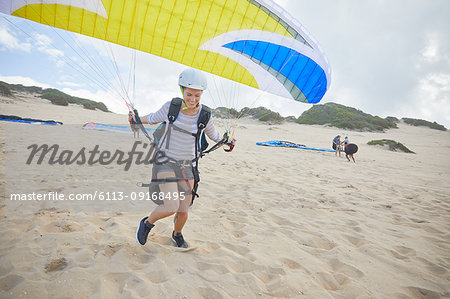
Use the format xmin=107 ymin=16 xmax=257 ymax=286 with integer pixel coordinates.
xmin=147 ymin=101 xmax=222 ymax=161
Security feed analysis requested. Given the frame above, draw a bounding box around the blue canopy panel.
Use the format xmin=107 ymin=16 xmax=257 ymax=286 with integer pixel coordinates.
xmin=82 ymin=122 xmax=154 ymax=134
xmin=256 ymin=140 xmax=335 ymax=152
xmin=223 ymin=40 xmax=327 ymax=104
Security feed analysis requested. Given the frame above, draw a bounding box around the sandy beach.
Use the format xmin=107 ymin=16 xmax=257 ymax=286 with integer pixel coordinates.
xmin=1 ymin=95 xmax=449 ymax=298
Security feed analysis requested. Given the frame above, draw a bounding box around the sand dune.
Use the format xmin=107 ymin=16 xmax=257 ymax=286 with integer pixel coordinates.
xmin=1 ymin=96 xmax=449 ymax=298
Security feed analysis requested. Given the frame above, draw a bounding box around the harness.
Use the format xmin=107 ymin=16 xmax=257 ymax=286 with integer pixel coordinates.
xmin=140 ymin=98 xmax=213 ymax=203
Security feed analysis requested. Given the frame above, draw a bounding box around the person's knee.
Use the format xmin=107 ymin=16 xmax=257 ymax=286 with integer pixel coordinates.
xmin=164 ymin=199 xmax=180 ymax=213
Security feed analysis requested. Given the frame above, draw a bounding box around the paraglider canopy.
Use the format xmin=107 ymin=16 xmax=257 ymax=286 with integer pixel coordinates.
xmin=0 ymin=0 xmax=331 ymax=104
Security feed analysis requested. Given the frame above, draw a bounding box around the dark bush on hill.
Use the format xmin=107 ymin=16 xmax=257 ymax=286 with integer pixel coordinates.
xmin=296 ymin=102 xmax=398 ymax=131
xmin=0 ymin=82 xmax=13 ymax=97
xmin=402 ymin=117 xmax=446 ymax=131
xmin=367 ymin=139 xmax=415 ymax=153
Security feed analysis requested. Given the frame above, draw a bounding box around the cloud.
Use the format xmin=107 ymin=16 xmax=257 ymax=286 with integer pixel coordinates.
xmin=0 ymin=24 xmax=31 ymax=51
xmin=0 ymin=75 xmax=53 ymax=89
xmin=283 ymin=0 xmax=450 ymax=128
xmin=0 ymin=20 xmax=65 ymax=66
xmin=404 ymin=72 xmax=450 ymax=128
xmin=2 ymin=0 xmax=449 ymax=128
xmin=33 ymin=33 xmax=64 ymax=58
xmin=60 ymin=81 xmax=82 ymax=88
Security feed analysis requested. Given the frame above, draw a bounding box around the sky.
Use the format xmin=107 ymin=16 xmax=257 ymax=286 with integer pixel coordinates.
xmin=0 ymin=0 xmax=449 ymax=129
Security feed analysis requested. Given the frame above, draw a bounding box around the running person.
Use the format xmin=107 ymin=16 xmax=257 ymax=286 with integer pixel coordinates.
xmin=132 ymin=69 xmax=235 ymax=248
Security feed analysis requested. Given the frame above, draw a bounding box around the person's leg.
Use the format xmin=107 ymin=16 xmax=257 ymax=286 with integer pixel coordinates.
xmin=136 ymin=166 xmax=181 ymax=246
xmin=147 ymin=171 xmax=180 ymax=224
xmin=173 ymin=179 xmax=194 ymax=233
xmin=170 ymin=179 xmax=193 ymax=248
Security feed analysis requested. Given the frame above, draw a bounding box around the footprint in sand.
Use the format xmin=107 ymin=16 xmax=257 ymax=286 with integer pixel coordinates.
xmin=232 ymin=230 xmax=247 ymax=239
xmin=222 ymin=242 xmax=250 ymax=256
xmin=267 ymin=213 xmax=295 ymax=227
xmin=314 ymin=272 xmax=349 ymax=291
xmin=343 ymin=234 xmax=366 ymax=248
xmin=403 ymin=286 xmax=446 ymax=298
xmin=253 ymin=266 xmax=286 ymax=284
xmin=392 ymin=245 xmax=416 ymax=258
xmin=141 ymin=260 xmax=170 ymax=283
xmin=302 ymin=235 xmax=337 ymax=251
xmin=388 ymin=250 xmax=410 ymax=261
xmin=228 ymin=256 xmax=264 ymax=274
xmin=0 ymin=274 xmax=24 ymax=292
xmin=98 ymin=272 xmax=145 ymax=296
xmin=194 ymin=261 xmax=229 ymax=274
xmin=103 ymin=243 xmax=123 ymax=257
xmin=417 ymin=257 xmax=448 ymax=276
xmin=197 ymin=287 xmax=224 ymax=299
xmin=328 ymin=258 xmax=364 ymax=280
xmin=41 ymin=220 xmax=74 ymax=233
xmin=45 ymin=257 xmax=68 ymax=273
xmin=280 ymin=258 xmax=303 ymax=270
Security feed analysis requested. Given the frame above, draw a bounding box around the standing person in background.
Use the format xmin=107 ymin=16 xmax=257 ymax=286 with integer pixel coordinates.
xmin=343 ymin=136 xmax=350 ymax=145
xmin=332 ymin=135 xmax=341 ymax=157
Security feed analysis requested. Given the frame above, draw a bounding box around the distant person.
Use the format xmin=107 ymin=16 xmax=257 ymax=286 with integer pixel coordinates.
xmin=129 ymin=117 xmax=140 ymax=138
xmin=344 ymin=143 xmax=358 ymax=163
xmin=343 ymin=136 xmax=350 ymax=145
xmin=332 ymin=135 xmax=341 ymax=156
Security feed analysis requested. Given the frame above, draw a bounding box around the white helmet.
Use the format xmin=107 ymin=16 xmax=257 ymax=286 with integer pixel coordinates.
xmin=178 ymin=68 xmax=207 ymax=90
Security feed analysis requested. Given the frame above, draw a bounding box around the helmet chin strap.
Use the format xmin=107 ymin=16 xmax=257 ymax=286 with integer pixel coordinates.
xmin=180 ymin=86 xmax=199 ymax=110
xmin=182 ymin=103 xmax=199 ymax=111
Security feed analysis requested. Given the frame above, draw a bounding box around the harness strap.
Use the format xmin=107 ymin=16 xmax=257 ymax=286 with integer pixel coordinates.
xmin=148 ymin=99 xmax=212 ymax=200
xmin=132 ymin=109 xmax=153 ymax=142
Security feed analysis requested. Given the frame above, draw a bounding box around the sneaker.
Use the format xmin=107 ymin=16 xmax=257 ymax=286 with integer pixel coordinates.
xmin=171 ymin=231 xmax=188 ymax=248
xmin=136 ymin=217 xmax=154 ymax=245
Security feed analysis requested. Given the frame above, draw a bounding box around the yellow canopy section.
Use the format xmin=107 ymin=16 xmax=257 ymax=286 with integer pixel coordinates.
xmin=12 ymin=0 xmax=296 ymax=90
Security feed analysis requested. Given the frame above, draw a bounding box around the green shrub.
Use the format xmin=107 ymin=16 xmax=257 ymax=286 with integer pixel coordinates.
xmin=402 ymin=117 xmax=446 ymax=131
xmin=367 ymin=139 xmax=415 ymax=153
xmin=296 ymin=103 xmax=398 ymax=131
xmin=0 ymin=82 xmax=13 ymax=97
xmin=49 ymin=96 xmax=69 ymax=106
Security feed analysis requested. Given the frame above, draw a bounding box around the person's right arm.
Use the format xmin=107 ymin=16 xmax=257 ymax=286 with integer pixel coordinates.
xmin=130 ymin=101 xmax=170 ymax=124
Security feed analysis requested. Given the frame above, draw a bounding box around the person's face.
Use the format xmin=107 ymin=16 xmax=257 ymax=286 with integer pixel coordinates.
xmin=183 ymin=87 xmax=202 ymax=109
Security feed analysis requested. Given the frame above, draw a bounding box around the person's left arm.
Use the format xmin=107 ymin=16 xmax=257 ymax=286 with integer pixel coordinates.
xmin=204 ymin=117 xmax=222 ymax=143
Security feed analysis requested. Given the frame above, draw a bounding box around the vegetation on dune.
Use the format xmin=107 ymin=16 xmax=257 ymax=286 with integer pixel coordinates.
xmin=0 ymin=81 xmax=44 ymax=94
xmin=402 ymin=117 xmax=447 ymax=131
xmin=296 ymin=102 xmax=398 ymax=132
xmin=2 ymin=81 xmax=448 ymax=130
xmin=39 ymin=90 xmax=70 ymax=106
xmin=213 ymin=106 xmax=284 ymax=123
xmin=0 ymin=81 xmax=109 ymax=111
xmin=39 ymin=90 xmax=109 ymax=111
xmin=0 ymin=82 xmax=13 ymax=97
xmin=385 ymin=116 xmax=399 ymax=123
xmin=212 ymin=107 xmax=239 ymax=119
xmin=284 ymin=116 xmax=297 ymax=122
xmin=72 ymin=96 xmax=109 ymax=112
xmin=367 ymin=139 xmax=415 ymax=154
xmin=239 ymin=106 xmax=284 ymax=123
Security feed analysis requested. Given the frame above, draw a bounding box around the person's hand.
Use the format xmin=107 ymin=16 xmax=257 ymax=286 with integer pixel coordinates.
xmin=224 ymin=136 xmax=236 ymax=152
xmin=128 ymin=111 xmax=136 ymax=123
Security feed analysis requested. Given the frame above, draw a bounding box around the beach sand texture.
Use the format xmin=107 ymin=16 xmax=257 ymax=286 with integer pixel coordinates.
xmin=1 ymin=95 xmax=449 ymax=298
